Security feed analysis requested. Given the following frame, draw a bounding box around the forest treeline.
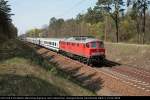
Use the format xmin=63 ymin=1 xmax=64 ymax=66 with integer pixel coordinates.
xmin=0 ymin=0 xmax=17 ymax=42
xmin=25 ymin=0 xmax=150 ymax=44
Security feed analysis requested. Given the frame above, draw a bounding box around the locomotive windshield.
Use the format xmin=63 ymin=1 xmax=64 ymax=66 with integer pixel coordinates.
xmin=98 ymin=41 xmax=104 ymax=48
xmin=90 ymin=41 xmax=104 ymax=48
xmin=91 ymin=42 xmax=97 ymax=48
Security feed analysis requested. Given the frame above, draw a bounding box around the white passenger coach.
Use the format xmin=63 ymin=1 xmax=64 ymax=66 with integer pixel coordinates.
xmin=26 ymin=37 xmax=62 ymax=52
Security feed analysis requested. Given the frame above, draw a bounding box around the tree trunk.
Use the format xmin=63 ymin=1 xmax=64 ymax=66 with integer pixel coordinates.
xmin=142 ymin=1 xmax=146 ymax=44
xmin=104 ymin=16 xmax=108 ymax=41
xmin=115 ymin=15 xmax=119 ymax=43
xmin=115 ymin=1 xmax=119 ymax=43
xmin=136 ymin=17 xmax=141 ymax=44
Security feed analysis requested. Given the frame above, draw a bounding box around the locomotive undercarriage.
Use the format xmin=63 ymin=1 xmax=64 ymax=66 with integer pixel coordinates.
xmin=59 ymin=50 xmax=105 ymax=66
xmin=87 ymin=55 xmax=105 ymax=66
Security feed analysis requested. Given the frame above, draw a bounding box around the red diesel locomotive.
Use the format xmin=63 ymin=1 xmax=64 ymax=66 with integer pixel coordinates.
xmin=59 ymin=36 xmax=106 ymax=65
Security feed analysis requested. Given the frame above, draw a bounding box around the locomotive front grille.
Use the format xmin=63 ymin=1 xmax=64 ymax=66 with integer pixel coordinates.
xmin=90 ymin=55 xmax=105 ymax=63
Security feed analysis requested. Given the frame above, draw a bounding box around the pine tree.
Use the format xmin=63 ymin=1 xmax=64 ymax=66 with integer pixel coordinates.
xmin=96 ymin=0 xmax=125 ymax=43
xmin=0 ymin=0 xmax=14 ymax=39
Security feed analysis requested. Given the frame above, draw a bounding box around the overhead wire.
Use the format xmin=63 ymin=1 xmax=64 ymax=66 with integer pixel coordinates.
xmin=57 ymin=0 xmax=88 ymax=18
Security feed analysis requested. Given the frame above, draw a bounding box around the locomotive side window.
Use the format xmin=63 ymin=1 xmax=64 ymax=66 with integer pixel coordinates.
xmin=86 ymin=43 xmax=89 ymax=48
xmin=72 ymin=43 xmax=75 ymax=46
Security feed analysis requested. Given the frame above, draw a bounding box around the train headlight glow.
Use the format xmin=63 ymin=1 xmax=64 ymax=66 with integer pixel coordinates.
xmin=92 ymin=52 xmax=104 ymax=56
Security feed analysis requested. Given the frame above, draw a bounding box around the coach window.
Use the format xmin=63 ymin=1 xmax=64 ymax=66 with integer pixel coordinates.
xmin=77 ymin=43 xmax=79 ymax=47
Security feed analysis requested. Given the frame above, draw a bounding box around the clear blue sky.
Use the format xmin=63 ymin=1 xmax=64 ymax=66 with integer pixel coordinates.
xmin=8 ymin=0 xmax=97 ymax=35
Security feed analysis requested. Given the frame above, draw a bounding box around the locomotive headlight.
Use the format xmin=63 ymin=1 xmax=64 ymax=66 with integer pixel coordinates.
xmin=92 ymin=52 xmax=104 ymax=56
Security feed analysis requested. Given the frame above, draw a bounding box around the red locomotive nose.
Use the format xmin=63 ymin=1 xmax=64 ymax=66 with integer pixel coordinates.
xmin=89 ymin=41 xmax=105 ymax=57
xmin=90 ymin=49 xmax=105 ymax=56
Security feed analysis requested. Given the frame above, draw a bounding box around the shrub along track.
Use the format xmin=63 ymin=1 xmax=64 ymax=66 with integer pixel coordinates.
xmin=27 ymin=43 xmax=150 ymax=96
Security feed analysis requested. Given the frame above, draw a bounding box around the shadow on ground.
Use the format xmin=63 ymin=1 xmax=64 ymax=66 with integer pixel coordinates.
xmin=102 ymin=59 xmax=121 ymax=67
xmin=28 ymin=44 xmax=121 ymax=93
xmin=48 ymin=60 xmax=104 ymax=93
xmin=92 ymin=59 xmax=121 ymax=68
xmin=0 ymin=74 xmax=70 ymax=96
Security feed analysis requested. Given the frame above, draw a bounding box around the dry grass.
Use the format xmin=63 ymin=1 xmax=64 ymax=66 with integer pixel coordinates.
xmin=105 ymin=42 xmax=150 ymax=71
xmin=0 ymin=40 xmax=94 ymax=96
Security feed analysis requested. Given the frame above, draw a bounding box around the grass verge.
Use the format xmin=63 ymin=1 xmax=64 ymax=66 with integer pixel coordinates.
xmin=0 ymin=39 xmax=95 ymax=96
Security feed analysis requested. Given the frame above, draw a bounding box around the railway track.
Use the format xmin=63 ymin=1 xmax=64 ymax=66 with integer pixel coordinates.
xmin=110 ymin=66 xmax=150 ymax=83
xmin=98 ymin=68 xmax=150 ymax=91
xmin=28 ymin=43 xmax=150 ymax=96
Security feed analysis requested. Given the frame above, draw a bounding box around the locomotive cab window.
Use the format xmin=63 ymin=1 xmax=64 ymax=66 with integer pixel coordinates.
xmin=91 ymin=42 xmax=97 ymax=48
xmin=98 ymin=41 xmax=104 ymax=48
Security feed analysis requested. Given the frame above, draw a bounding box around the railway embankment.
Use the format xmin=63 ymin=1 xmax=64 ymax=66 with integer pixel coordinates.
xmin=0 ymin=40 xmax=94 ymax=96
xmin=105 ymin=42 xmax=150 ymax=71
xmin=30 ymin=42 xmax=150 ymax=96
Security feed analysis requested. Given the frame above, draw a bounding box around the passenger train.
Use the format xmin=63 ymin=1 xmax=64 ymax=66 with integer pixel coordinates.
xmin=25 ymin=36 xmax=106 ymax=65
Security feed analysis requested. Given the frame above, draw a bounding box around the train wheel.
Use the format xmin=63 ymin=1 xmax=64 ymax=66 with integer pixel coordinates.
xmin=98 ymin=59 xmax=105 ymax=67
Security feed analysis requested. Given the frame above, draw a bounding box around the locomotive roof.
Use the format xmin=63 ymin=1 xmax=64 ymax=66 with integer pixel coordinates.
xmin=62 ymin=37 xmax=102 ymax=44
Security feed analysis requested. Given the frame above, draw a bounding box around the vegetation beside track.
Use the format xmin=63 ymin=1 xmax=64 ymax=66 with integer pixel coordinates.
xmin=105 ymin=42 xmax=150 ymax=71
xmin=0 ymin=40 xmax=95 ymax=96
